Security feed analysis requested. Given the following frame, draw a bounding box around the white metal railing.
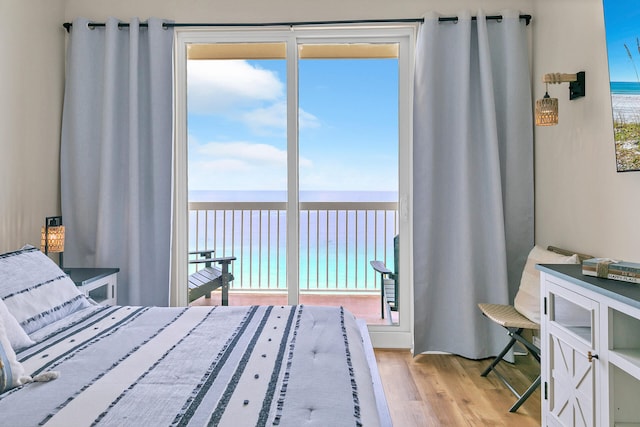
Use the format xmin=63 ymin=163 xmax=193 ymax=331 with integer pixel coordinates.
xmin=188 ymin=201 xmax=398 ymax=293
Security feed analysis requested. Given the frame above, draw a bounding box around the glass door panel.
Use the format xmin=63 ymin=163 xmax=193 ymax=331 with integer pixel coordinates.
xmin=186 ymin=42 xmax=288 ymax=307
xmin=297 ymin=43 xmax=400 ymax=325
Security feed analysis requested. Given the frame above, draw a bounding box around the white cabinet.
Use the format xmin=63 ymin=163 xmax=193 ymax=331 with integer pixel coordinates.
xmin=539 ymin=264 xmax=640 ymax=427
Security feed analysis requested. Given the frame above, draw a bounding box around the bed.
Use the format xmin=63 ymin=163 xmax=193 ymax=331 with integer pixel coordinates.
xmin=0 ymin=246 xmax=391 ymax=427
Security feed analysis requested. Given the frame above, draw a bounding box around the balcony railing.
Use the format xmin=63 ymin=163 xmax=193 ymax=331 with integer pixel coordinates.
xmin=189 ymin=201 xmax=398 ymax=294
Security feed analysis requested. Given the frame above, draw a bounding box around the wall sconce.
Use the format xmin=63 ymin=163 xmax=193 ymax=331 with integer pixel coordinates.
xmin=41 ymin=216 xmax=65 ymax=267
xmin=535 ymin=71 xmax=586 ymax=126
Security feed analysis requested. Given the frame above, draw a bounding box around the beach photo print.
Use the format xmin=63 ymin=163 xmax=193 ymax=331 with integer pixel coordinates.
xmin=603 ymin=0 xmax=640 ymax=172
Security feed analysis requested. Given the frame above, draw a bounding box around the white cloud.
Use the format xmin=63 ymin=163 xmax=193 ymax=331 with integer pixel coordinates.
xmin=299 ymin=109 xmax=321 ymax=130
xmin=187 ymin=60 xmax=283 ymax=114
xmin=242 ymin=102 xmax=287 ymax=133
xmin=188 ymin=139 xmax=398 ymax=192
xmin=196 ymin=141 xmax=288 ymax=166
xmin=241 ymin=102 xmax=321 ymax=135
xmin=188 ymin=139 xmax=313 ymax=190
xmin=300 ymin=166 xmax=398 ymax=192
xmin=188 ymin=60 xmax=320 ymax=134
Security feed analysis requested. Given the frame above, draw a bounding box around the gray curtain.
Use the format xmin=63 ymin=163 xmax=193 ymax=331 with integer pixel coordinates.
xmin=61 ymin=18 xmax=174 ymax=306
xmin=413 ymin=10 xmax=533 ymax=358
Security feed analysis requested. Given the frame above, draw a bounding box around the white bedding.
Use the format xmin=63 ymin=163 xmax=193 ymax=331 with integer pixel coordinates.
xmin=0 ymin=304 xmax=384 ymax=427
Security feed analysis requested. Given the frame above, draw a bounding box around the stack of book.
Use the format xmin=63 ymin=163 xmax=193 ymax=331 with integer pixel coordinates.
xmin=582 ymin=258 xmax=640 ymax=284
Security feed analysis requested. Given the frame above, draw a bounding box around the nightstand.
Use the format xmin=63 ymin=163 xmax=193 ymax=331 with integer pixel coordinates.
xmin=65 ymin=268 xmax=119 ymax=306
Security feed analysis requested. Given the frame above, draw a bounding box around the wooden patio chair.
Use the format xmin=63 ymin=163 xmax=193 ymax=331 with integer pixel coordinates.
xmin=188 ymin=250 xmax=236 ymax=305
xmin=370 ymin=235 xmax=399 ymax=320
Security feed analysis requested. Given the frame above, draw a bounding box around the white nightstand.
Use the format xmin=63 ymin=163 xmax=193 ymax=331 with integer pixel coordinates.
xmin=66 ymin=268 xmax=119 ymax=306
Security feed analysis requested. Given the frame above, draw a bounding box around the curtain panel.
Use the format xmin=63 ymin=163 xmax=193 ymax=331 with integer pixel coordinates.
xmin=413 ymin=10 xmax=533 ymax=358
xmin=61 ymin=17 xmax=174 ymax=306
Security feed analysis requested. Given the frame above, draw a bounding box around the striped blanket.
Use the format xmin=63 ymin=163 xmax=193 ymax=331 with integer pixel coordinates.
xmin=0 ymin=305 xmax=382 ymax=426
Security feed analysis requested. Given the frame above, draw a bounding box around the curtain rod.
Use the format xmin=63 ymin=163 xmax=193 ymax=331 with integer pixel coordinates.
xmin=62 ymin=14 xmax=532 ymax=32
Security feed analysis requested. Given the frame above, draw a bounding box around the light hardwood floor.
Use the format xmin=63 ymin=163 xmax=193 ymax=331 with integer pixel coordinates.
xmin=374 ymin=350 xmax=541 ymax=426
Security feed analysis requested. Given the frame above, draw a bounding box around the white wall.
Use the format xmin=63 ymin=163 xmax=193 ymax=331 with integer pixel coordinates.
xmin=0 ymin=0 xmax=66 ymax=253
xmin=63 ymin=0 xmax=531 ymax=23
xmin=533 ymin=0 xmax=640 ymax=262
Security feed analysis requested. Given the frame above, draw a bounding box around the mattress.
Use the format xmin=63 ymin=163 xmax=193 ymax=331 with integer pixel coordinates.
xmin=0 ymin=304 xmax=387 ymax=427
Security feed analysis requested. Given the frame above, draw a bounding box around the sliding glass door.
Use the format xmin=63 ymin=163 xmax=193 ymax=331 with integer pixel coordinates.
xmin=175 ymin=27 xmax=413 ymax=334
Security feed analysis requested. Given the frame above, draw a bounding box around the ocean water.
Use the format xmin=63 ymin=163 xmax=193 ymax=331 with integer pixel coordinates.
xmin=189 ymin=190 xmax=399 ymax=291
xmin=611 ymin=81 xmax=640 ymax=95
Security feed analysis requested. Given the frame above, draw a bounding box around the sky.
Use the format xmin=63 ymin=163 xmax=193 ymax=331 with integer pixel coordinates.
xmin=603 ymin=0 xmax=640 ymax=82
xmin=187 ymin=55 xmax=399 ymax=197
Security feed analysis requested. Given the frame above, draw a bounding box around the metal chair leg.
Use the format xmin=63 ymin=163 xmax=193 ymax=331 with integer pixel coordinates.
xmin=481 ymin=332 xmax=520 ymax=377
xmin=509 ymin=375 xmax=541 ymax=412
xmin=481 ymin=327 xmax=541 ymax=412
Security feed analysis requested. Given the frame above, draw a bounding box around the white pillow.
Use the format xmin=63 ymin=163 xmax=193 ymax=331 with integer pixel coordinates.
xmin=0 ymin=307 xmax=30 ymax=393
xmin=0 ymin=299 xmax=34 ymax=351
xmin=514 ymin=245 xmax=578 ymax=323
xmin=0 ymin=246 xmax=92 ymax=334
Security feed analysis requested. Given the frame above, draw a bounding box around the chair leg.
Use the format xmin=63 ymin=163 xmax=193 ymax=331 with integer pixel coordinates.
xmin=221 ymin=262 xmax=230 ymax=306
xmin=481 ymin=333 xmax=519 ymax=377
xmin=509 ymin=375 xmax=540 ymax=412
xmin=481 ymin=327 xmax=541 ymax=412
xmin=513 ymin=332 xmax=541 ymax=362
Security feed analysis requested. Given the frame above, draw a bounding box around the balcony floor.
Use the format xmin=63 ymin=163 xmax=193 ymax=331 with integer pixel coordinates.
xmin=190 ymin=290 xmax=399 ymax=326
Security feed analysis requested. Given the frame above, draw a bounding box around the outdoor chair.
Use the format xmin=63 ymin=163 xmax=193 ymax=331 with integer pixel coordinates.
xmin=188 ymin=250 xmax=236 ymax=305
xmin=477 ymin=245 xmax=589 ymax=412
xmin=370 ymin=235 xmax=399 ymax=320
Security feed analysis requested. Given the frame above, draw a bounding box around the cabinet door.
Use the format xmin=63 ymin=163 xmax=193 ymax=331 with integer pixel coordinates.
xmin=545 ymin=281 xmax=599 ymax=427
xmin=548 ymin=332 xmax=596 ymax=426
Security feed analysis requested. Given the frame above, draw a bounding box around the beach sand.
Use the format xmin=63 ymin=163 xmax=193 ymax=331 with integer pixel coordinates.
xmin=611 ymin=94 xmax=640 ymax=123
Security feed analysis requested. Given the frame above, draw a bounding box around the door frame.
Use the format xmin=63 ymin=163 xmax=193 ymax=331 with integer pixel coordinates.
xmin=171 ymin=25 xmax=415 ymax=348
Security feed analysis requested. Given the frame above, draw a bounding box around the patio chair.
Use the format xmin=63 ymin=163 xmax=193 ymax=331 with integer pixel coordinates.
xmin=477 ymin=245 xmax=589 ymax=412
xmin=188 ymin=250 xmax=236 ymax=305
xmin=370 ymin=235 xmax=399 ymax=320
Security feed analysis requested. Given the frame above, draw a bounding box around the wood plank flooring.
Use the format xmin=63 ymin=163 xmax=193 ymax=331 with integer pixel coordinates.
xmin=374 ymin=350 xmax=541 ymax=426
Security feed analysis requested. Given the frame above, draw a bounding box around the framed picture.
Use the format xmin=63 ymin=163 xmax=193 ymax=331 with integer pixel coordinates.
xmin=603 ymin=0 xmax=640 ymax=172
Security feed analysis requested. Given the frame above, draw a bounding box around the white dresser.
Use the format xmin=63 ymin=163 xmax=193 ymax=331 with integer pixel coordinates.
xmin=539 ymin=264 xmax=640 ymax=427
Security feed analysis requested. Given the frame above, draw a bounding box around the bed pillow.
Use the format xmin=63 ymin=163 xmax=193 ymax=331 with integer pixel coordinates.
xmin=0 ymin=298 xmax=34 ymax=351
xmin=0 ymin=246 xmax=92 ymax=335
xmin=514 ymin=245 xmax=578 ymax=324
xmin=0 ymin=308 xmax=29 ymax=393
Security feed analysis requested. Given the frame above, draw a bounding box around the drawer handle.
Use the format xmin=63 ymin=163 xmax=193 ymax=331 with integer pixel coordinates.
xmin=587 ymin=351 xmax=599 ymax=362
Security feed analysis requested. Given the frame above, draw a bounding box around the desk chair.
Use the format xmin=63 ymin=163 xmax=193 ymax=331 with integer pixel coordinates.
xmin=478 ymin=245 xmax=587 ymax=412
